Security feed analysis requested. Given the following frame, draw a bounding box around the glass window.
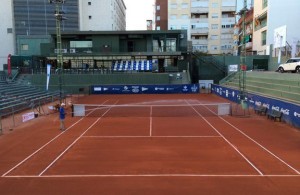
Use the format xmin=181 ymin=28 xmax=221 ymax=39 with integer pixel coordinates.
xmin=88 ymin=2 xmax=91 ymax=5
xmin=211 ymin=45 xmax=218 ymax=50
xmin=21 ymin=44 xmax=28 ymax=51
xmin=170 ymin=15 xmax=177 ymax=20
xmin=211 ymin=35 xmax=218 ymax=40
xmin=211 ymin=24 xmax=218 ymax=29
xmin=170 ymin=25 xmax=177 ymax=30
xmin=70 ymin=41 xmax=93 ymax=48
xmin=181 ymin=3 xmax=188 ymax=9
xmin=211 ymin=13 xmax=218 ymax=18
xmin=156 ymin=26 xmax=161 ymax=30
xmin=166 ymin=38 xmax=177 ymax=52
xmin=171 ymin=3 xmax=177 ymax=9
xmin=262 ymin=0 xmax=268 ymax=9
xmin=181 ymin=14 xmax=188 ymax=19
xmin=261 ymin=30 xmax=267 ymax=45
xmin=181 ymin=25 xmax=188 ymax=30
xmin=156 ymin=16 xmax=160 ymax=21
xmin=7 ymin=28 xmax=13 ymax=33
xmin=212 ymin=3 xmax=218 ymax=8
xmin=156 ymin=5 xmax=160 ymax=10
xmin=191 ymin=1 xmax=209 ymax=8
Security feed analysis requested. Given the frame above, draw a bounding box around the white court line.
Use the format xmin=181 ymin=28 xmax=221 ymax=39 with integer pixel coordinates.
xmin=38 ymin=101 xmax=119 ymax=176
xmin=219 ymin=116 xmax=300 ymax=175
xmin=199 ymin=102 xmax=300 ymax=175
xmin=185 ymin=100 xmax=264 ymax=176
xmin=82 ymin=136 xmax=222 ymax=138
xmin=1 ymin=100 xmax=110 ymax=177
xmin=4 ymin=174 xmax=300 ymax=178
xmin=150 ymin=106 xmax=153 ymax=136
xmin=1 ymin=114 xmax=86 ymax=177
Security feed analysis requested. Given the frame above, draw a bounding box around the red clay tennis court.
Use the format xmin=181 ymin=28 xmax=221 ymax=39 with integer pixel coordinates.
xmin=0 ymin=94 xmax=300 ymax=194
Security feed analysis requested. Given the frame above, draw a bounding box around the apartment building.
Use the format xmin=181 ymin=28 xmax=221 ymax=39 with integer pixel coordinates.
xmin=233 ymin=6 xmax=254 ymax=56
xmin=253 ymin=0 xmax=300 ymax=56
xmin=79 ymin=0 xmax=126 ymax=31
xmin=155 ymin=0 xmax=168 ymax=30
xmin=158 ymin=0 xmax=236 ymax=55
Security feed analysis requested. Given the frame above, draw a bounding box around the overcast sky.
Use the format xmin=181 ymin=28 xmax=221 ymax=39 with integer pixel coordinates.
xmin=123 ymin=0 xmax=252 ymax=30
xmin=124 ymin=0 xmax=155 ymax=30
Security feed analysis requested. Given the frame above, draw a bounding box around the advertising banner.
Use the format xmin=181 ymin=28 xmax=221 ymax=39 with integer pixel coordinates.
xmin=211 ymin=84 xmax=300 ymax=128
xmin=22 ymin=112 xmax=35 ymax=123
xmin=91 ymin=84 xmax=199 ymax=94
xmin=46 ymin=64 xmax=51 ymax=91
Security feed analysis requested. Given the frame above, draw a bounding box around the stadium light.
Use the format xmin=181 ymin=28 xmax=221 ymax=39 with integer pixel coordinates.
xmin=49 ymin=0 xmax=67 ymax=103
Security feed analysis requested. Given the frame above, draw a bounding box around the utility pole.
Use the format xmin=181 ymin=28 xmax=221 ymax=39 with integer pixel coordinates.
xmin=49 ymin=0 xmax=66 ymax=103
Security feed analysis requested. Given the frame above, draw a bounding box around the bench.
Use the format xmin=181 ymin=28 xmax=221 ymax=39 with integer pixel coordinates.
xmin=254 ymin=106 xmax=267 ymax=115
xmin=267 ymin=109 xmax=282 ymax=122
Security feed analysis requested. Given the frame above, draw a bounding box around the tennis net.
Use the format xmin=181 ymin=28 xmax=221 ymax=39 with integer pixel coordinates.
xmin=72 ymin=103 xmax=231 ymax=118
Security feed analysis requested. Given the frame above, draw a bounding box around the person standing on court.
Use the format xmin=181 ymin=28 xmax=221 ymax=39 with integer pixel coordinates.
xmin=59 ymin=102 xmax=66 ymax=130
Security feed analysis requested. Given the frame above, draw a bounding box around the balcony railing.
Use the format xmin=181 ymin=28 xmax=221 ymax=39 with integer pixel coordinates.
xmin=191 ymin=18 xmax=208 ymax=23
xmin=191 ymin=7 xmax=209 ymax=13
xmin=221 ymin=28 xmax=234 ymax=34
xmin=221 ymin=6 xmax=236 ymax=12
xmin=221 ymin=17 xmax=235 ymax=23
xmin=191 ymin=39 xmax=208 ymax=45
xmin=190 ymin=28 xmax=209 ymax=34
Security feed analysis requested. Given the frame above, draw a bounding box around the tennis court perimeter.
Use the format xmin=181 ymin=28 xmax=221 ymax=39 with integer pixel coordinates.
xmin=0 ymin=94 xmax=300 ymax=194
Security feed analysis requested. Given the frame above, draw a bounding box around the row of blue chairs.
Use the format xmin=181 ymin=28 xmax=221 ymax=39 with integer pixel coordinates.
xmin=112 ymin=60 xmax=153 ymax=71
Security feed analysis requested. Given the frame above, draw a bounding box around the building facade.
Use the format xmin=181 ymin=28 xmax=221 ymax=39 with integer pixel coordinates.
xmin=253 ymin=0 xmax=300 ymax=57
xmin=0 ymin=0 xmax=14 ymax=70
xmin=79 ymin=0 xmax=126 ymax=31
xmin=161 ymin=0 xmax=236 ymax=55
xmin=0 ymin=0 xmax=126 ymax=69
xmin=155 ymin=0 xmax=168 ymax=30
xmin=233 ymin=6 xmax=254 ymax=56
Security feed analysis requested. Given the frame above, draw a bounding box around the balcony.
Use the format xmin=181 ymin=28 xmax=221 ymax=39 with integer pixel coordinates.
xmin=246 ymin=42 xmax=252 ymax=48
xmin=221 ymin=17 xmax=236 ymax=23
xmin=191 ymin=7 xmax=209 ymax=14
xmin=222 ymin=6 xmax=236 ymax=12
xmin=221 ymin=28 xmax=234 ymax=34
xmin=191 ymin=39 xmax=208 ymax=45
xmin=191 ymin=18 xmax=208 ymax=24
xmin=191 ymin=28 xmax=209 ymax=35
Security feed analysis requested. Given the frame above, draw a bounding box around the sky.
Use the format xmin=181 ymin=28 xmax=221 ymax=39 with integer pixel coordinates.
xmin=124 ymin=0 xmax=155 ymax=30
xmin=123 ymin=0 xmax=252 ymax=31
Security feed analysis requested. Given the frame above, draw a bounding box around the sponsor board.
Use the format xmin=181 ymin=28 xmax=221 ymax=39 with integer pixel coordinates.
xmin=22 ymin=112 xmax=35 ymax=122
xmin=91 ymin=84 xmax=199 ymax=94
xmin=211 ymin=84 xmax=300 ymax=128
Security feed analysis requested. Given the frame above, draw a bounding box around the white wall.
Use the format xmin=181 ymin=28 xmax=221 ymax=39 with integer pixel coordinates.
xmin=0 ymin=0 xmax=14 ymax=70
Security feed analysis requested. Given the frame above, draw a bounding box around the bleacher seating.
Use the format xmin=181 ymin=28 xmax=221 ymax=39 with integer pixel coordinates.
xmin=0 ymin=77 xmax=60 ymax=117
xmin=111 ymin=60 xmax=153 ymax=72
xmin=220 ymin=71 xmax=300 ymax=104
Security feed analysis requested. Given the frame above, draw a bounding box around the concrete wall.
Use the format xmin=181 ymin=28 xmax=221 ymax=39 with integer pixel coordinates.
xmin=25 ymin=73 xmax=170 ymax=94
xmin=0 ymin=0 xmax=14 ymax=70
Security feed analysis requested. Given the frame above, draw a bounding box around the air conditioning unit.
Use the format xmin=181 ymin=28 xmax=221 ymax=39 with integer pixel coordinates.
xmin=70 ymin=49 xmax=76 ymax=53
xmin=179 ymin=56 xmax=184 ymax=60
xmin=180 ymin=34 xmax=184 ymax=39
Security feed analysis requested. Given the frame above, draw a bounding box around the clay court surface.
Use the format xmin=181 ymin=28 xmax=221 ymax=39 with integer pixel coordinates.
xmin=0 ymin=94 xmax=300 ymax=194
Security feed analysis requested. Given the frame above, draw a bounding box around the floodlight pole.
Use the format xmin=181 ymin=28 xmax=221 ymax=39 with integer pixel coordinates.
xmin=50 ymin=0 xmax=65 ymax=103
xmin=239 ymin=0 xmax=247 ymax=100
